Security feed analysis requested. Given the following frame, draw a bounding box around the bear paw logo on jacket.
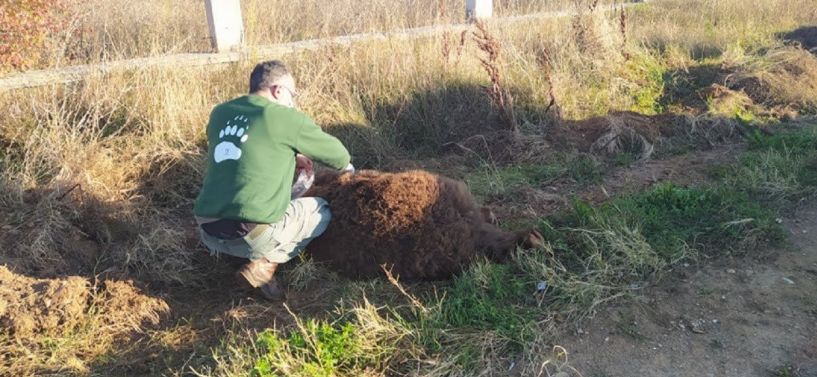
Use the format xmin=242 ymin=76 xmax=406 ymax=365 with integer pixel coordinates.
xmin=214 ymin=115 xmax=250 ymax=163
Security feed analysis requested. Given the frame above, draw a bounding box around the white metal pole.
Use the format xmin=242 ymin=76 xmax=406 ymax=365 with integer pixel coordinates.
xmin=466 ymin=0 xmax=493 ymax=20
xmin=204 ymin=0 xmax=244 ymax=52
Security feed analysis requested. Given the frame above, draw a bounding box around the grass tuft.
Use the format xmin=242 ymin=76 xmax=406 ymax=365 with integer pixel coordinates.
xmin=718 ymin=126 xmax=817 ymax=203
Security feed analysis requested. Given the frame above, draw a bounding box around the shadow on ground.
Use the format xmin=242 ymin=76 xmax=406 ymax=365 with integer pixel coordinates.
xmin=781 ymin=25 xmax=817 ymax=52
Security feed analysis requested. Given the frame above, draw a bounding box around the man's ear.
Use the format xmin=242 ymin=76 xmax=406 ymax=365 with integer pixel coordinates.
xmin=269 ymin=85 xmax=280 ymax=99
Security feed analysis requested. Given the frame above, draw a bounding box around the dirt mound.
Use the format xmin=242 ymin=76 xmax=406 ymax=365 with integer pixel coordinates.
xmin=550 ymin=112 xmax=668 ymax=156
xmin=0 ymin=266 xmax=168 ymax=338
xmin=440 ymin=130 xmax=555 ymax=165
xmin=303 ymin=170 xmax=541 ymax=280
xmin=728 ymin=47 xmax=817 ymax=111
xmin=0 ymin=266 xmax=89 ymax=337
xmin=550 ymin=111 xmax=743 ymax=160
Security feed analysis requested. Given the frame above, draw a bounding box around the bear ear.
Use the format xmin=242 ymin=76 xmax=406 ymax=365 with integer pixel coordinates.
xmin=480 ymin=207 xmax=499 ymax=226
xmin=518 ymin=229 xmax=545 ymax=250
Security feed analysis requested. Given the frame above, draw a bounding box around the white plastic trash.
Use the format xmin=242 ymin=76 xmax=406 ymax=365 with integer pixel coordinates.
xmin=291 ymin=168 xmax=315 ymax=199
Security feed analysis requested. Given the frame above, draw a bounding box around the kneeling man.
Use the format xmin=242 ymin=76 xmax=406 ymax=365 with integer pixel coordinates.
xmin=194 ymin=60 xmax=353 ymax=300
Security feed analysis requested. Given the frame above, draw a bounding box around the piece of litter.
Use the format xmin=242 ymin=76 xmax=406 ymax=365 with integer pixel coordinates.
xmin=726 ymin=269 xmax=736 ymax=274
xmin=508 ymin=361 xmax=515 ymax=371
xmin=291 ymin=169 xmax=315 ymax=199
xmin=775 ymin=218 xmax=783 ymax=224
xmin=782 ymin=277 xmax=795 ymax=285
xmin=690 ymin=319 xmax=706 ymax=334
xmin=536 ymin=281 xmax=548 ymax=292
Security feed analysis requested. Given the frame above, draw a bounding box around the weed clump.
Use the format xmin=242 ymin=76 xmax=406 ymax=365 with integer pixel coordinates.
xmin=473 ymin=20 xmax=517 ymax=133
xmin=253 ymin=321 xmax=375 ymax=377
xmin=570 ymin=0 xmax=619 ymax=61
xmin=717 ymin=126 xmax=817 ymax=203
xmin=432 ymin=262 xmax=537 ymax=344
xmin=251 ymin=300 xmax=414 ymax=377
xmin=0 ymin=0 xmax=71 ymax=72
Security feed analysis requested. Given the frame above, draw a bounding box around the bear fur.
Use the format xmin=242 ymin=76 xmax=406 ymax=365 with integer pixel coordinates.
xmin=303 ymin=170 xmax=541 ymax=280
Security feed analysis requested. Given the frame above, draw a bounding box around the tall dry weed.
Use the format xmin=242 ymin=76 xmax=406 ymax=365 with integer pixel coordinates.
xmin=618 ymin=5 xmax=630 ymax=61
xmin=473 ymin=20 xmax=518 ymax=133
xmin=570 ymin=0 xmax=619 ymax=61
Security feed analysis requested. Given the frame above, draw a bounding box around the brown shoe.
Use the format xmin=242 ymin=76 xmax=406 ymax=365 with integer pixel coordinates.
xmin=259 ymin=277 xmax=286 ymax=301
xmin=237 ymin=258 xmax=277 ymax=288
xmin=237 ymin=259 xmax=286 ymax=301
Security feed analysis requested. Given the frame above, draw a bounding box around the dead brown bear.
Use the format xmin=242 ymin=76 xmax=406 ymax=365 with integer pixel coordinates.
xmin=303 ymin=170 xmax=543 ymax=280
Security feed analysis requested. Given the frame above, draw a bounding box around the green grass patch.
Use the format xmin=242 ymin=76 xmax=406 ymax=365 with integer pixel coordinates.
xmin=717 ymin=126 xmax=817 ymax=202
xmin=430 ymin=262 xmax=537 ymax=345
xmin=567 ymin=156 xmax=602 ymax=184
xmin=621 ymin=52 xmax=667 ymax=114
xmin=250 ymin=302 xmax=412 ymax=377
xmin=747 ymin=127 xmax=817 ymax=152
xmin=611 ymin=184 xmax=782 ymax=255
xmin=253 ymin=321 xmax=364 ymax=377
xmin=465 ymin=156 xmax=601 ymax=199
xmin=554 ymin=184 xmax=782 ymax=260
xmin=613 ymin=152 xmax=638 ymax=167
xmin=466 ymin=163 xmax=565 ymax=198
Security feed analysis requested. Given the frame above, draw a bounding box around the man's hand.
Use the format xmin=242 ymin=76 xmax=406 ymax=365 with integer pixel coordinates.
xmin=296 ymin=154 xmax=314 ymax=173
xmin=343 ymin=163 xmax=355 ymax=174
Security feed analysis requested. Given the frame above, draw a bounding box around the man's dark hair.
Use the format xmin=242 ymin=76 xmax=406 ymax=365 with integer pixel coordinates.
xmin=249 ymin=60 xmax=290 ymax=93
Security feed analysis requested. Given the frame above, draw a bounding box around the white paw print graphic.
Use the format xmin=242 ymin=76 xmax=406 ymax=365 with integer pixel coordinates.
xmin=214 ymin=115 xmax=250 ymax=163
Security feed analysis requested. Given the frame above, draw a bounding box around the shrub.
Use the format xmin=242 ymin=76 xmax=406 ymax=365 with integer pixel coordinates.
xmin=0 ymin=0 xmax=70 ymax=72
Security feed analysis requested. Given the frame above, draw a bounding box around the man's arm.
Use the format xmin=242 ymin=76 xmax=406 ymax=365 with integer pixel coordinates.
xmin=294 ymin=118 xmax=351 ymax=170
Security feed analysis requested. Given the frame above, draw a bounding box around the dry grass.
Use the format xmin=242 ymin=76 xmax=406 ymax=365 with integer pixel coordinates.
xmin=0 ymin=267 xmax=168 ymax=376
xmin=1 ymin=0 xmax=817 ymax=375
xmin=628 ymin=0 xmax=817 ymax=54
xmin=730 ymin=46 xmax=817 ymax=112
xmin=27 ymin=0 xmax=573 ymax=68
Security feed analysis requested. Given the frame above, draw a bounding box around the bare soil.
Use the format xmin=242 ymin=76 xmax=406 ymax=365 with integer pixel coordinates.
xmin=0 ymin=266 xmax=168 ymax=340
xmin=0 ymin=266 xmax=89 ymax=337
xmin=559 ymin=203 xmax=817 ymax=377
